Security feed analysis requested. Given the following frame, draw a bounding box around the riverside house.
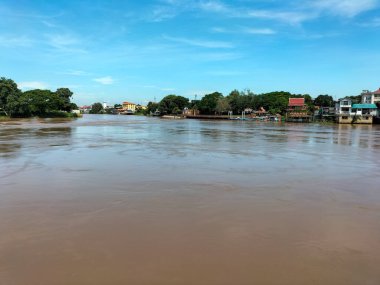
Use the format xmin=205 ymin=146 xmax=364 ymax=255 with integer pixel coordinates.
xmin=335 ymin=89 xmax=379 ymax=124
xmin=361 ymin=88 xmax=380 ymax=105
xmin=335 ymin=98 xmax=355 ymax=123
xmin=351 ymin=104 xmax=377 ymax=123
xmin=121 ymin=101 xmax=136 ymax=114
xmin=285 ymin=98 xmax=311 ymax=122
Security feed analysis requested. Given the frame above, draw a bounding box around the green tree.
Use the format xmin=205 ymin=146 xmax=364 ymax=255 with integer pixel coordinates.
xmin=90 ymin=102 xmax=104 ymax=114
xmin=215 ymin=97 xmax=230 ymax=114
xmin=55 ymin=88 xmax=74 ymax=111
xmin=314 ymin=94 xmax=334 ymax=107
xmin=198 ymin=92 xmax=223 ymax=114
xmin=146 ymin=101 xmax=159 ymax=115
xmin=0 ymin=77 xmax=22 ymax=116
xmin=70 ymin=102 xmax=78 ymax=110
xmin=260 ymin=91 xmax=291 ymax=115
xmin=158 ymin=95 xmax=189 ymax=114
xmin=21 ymin=89 xmax=57 ymax=116
xmin=348 ymin=95 xmax=362 ymax=104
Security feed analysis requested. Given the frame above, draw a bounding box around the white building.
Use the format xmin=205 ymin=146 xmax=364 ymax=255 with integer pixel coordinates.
xmin=335 ymin=98 xmax=354 ymax=123
xmin=361 ymin=88 xmax=380 ymax=105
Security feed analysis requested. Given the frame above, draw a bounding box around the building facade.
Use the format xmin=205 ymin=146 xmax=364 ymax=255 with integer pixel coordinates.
xmin=335 ymin=98 xmax=355 ymax=123
xmin=336 ymin=90 xmax=379 ymax=124
xmin=122 ymin=101 xmax=136 ymax=113
xmin=286 ymin=98 xmax=311 ymax=122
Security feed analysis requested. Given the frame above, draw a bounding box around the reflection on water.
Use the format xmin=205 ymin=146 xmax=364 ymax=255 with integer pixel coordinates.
xmin=0 ymin=115 xmax=380 ymax=285
xmin=0 ymin=125 xmax=73 ymax=159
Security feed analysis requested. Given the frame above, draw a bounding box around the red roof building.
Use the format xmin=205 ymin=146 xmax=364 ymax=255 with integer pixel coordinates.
xmin=372 ymin=88 xmax=380 ymax=95
xmin=286 ymin=97 xmax=311 ymax=122
xmin=288 ymin=98 xmax=305 ymax=107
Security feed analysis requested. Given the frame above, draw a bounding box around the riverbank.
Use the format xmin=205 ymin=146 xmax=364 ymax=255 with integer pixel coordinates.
xmin=0 ymin=116 xmax=11 ymax=121
xmin=0 ymin=112 xmax=81 ymax=121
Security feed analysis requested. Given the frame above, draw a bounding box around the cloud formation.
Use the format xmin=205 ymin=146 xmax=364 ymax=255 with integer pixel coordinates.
xmin=18 ymin=81 xmax=49 ymax=90
xmin=163 ymin=35 xmax=233 ymax=48
xmin=311 ymin=0 xmax=379 ymax=17
xmin=93 ymin=76 xmax=115 ymax=85
xmin=0 ymin=35 xmax=33 ymax=47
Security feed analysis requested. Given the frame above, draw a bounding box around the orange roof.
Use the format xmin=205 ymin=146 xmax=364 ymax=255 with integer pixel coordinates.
xmin=288 ymin=98 xmax=305 ymax=106
xmin=123 ymin=101 xmax=135 ymax=105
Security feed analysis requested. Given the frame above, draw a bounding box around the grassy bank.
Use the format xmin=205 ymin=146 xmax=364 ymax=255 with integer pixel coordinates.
xmin=0 ymin=116 xmax=11 ymax=121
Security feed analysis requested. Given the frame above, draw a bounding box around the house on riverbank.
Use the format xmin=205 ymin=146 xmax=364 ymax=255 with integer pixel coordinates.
xmin=120 ymin=101 xmax=136 ymax=114
xmin=335 ymin=98 xmax=355 ymax=123
xmin=335 ymin=90 xmax=380 ymax=124
xmin=285 ymin=98 xmax=311 ymax=122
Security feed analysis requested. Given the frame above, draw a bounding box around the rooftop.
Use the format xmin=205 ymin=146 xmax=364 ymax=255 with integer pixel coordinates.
xmin=373 ymin=88 xmax=380 ymax=95
xmin=288 ymin=98 xmax=305 ymax=106
xmin=352 ymin=104 xmax=377 ymax=109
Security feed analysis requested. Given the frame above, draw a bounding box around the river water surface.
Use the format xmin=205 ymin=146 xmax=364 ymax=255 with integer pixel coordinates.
xmin=1 ymin=115 xmax=379 ymax=285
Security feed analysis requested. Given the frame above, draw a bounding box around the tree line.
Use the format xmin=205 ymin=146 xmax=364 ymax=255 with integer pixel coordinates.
xmin=146 ymin=90 xmax=335 ymax=116
xmin=0 ymin=77 xmax=77 ymax=117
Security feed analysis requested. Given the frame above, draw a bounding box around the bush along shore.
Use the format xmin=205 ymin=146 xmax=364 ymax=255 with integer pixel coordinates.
xmin=144 ymin=91 xmax=336 ymax=117
xmin=0 ymin=77 xmax=78 ymax=118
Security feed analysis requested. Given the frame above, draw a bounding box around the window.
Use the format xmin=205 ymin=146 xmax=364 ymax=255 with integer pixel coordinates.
xmin=364 ymin=96 xmax=372 ymax=103
xmin=342 ymin=116 xmax=348 ymax=119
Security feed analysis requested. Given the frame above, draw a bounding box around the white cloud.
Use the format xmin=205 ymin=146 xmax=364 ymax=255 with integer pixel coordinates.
xmin=64 ymin=70 xmax=90 ymax=76
xmin=41 ymin=20 xmax=57 ymax=28
xmin=18 ymin=81 xmax=49 ymax=90
xmin=93 ymin=76 xmax=115 ymax=85
xmin=0 ymin=35 xmax=33 ymax=47
xmin=211 ymin=27 xmax=227 ymax=33
xmin=247 ymin=10 xmax=315 ymax=25
xmin=144 ymin=0 xmax=379 ymax=25
xmin=46 ymin=34 xmax=86 ymax=53
xmin=194 ymin=51 xmax=241 ymax=61
xmin=212 ymin=26 xmax=276 ymax=35
xmin=149 ymin=6 xmax=179 ymax=22
xmin=244 ymin=28 xmax=277 ymax=35
xmin=163 ymin=35 xmax=233 ymax=48
xmin=198 ymin=1 xmax=228 ymax=13
xmin=360 ymin=17 xmax=380 ymax=26
xmin=311 ymin=0 xmax=379 ymax=17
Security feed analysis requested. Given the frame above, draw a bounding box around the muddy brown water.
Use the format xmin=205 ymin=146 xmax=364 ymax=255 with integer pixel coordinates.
xmin=1 ymin=115 xmax=379 ymax=285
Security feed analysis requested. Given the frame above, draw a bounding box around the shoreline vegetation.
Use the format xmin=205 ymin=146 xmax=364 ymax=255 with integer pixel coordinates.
xmin=1 ymin=76 xmax=363 ymax=120
xmin=90 ymin=92 xmax=340 ymax=118
xmin=1 ymin=77 xmax=78 ymax=119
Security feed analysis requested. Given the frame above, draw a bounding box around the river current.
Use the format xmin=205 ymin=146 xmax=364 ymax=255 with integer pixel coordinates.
xmin=1 ymin=115 xmax=379 ymax=284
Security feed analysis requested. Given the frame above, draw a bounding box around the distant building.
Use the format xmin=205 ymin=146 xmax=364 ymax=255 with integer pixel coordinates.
xmin=183 ymin=108 xmax=199 ymax=116
xmin=336 ymin=89 xmax=380 ymax=124
xmin=335 ymin=98 xmax=354 ymax=123
xmin=252 ymin=107 xmax=267 ymax=117
xmin=136 ymin=104 xmax=147 ymax=110
xmin=361 ymin=88 xmax=380 ymax=105
xmin=352 ymin=104 xmax=377 ymax=123
xmin=80 ymin=105 xmax=92 ymax=114
xmin=122 ymin=101 xmax=136 ymax=113
xmin=286 ymin=98 xmax=311 ymax=122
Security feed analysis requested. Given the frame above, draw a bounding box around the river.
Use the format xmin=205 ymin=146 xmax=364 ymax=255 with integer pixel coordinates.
xmin=1 ymin=115 xmax=379 ymax=285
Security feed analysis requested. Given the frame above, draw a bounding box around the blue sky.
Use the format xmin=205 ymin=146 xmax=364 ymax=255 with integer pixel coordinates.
xmin=1 ymin=0 xmax=380 ymax=106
